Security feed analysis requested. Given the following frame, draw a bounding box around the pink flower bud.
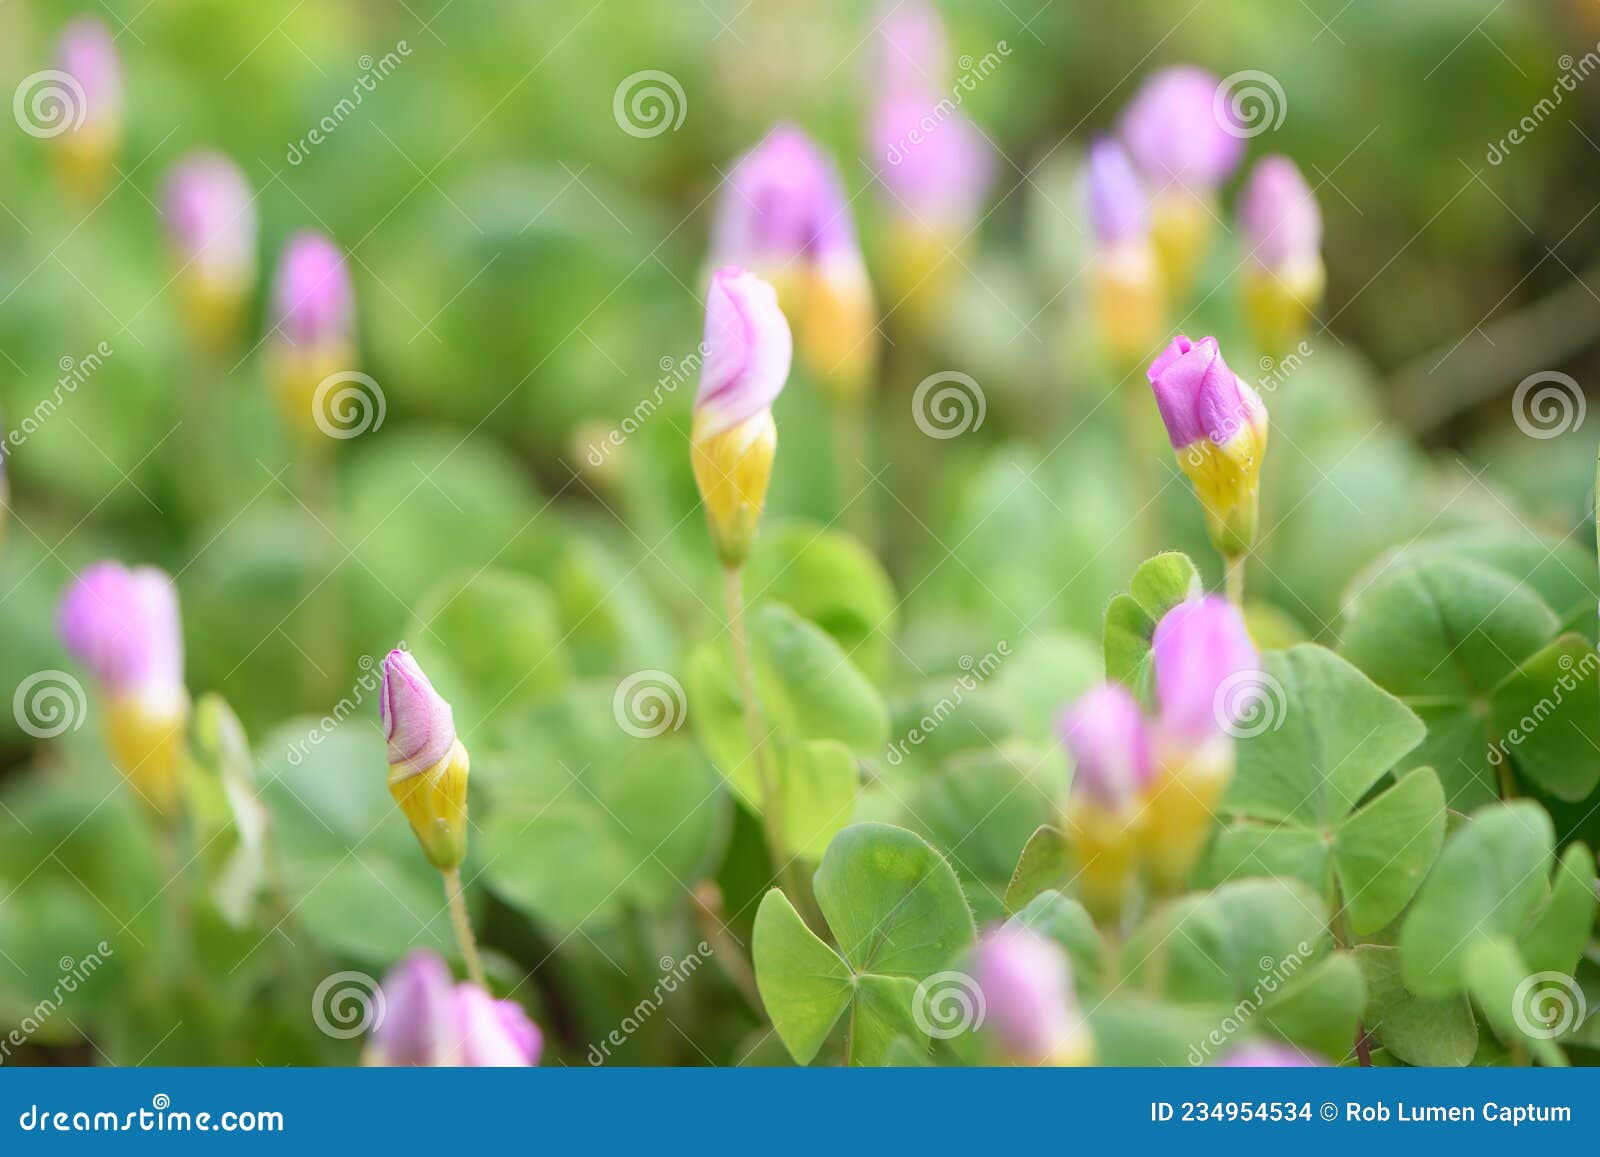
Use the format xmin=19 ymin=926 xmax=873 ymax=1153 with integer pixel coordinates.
xmin=971 ymin=925 xmax=1087 ymax=1065
xmin=871 ymin=92 xmax=994 ymax=229
xmin=693 ymin=267 xmax=793 ymax=439
xmin=380 ymin=649 xmax=456 ymax=777
xmin=1146 ymin=334 xmax=1264 ymax=453
xmin=1238 ymin=155 xmax=1321 ymax=272
xmin=1151 ymin=597 xmax=1258 ymax=743
xmin=876 ymin=0 xmax=950 ymax=95
xmin=713 ymin=125 xmax=861 ymax=272
xmin=1215 ymin=1042 xmax=1323 ymax=1066
xmin=58 ymin=561 xmax=184 ymax=704
xmin=1057 ymin=684 xmax=1153 ymax=810
xmin=271 ymin=231 xmax=353 ymax=349
xmin=368 ymin=951 xmax=542 ymax=1066
xmin=161 ymin=151 xmax=258 ymax=289
xmin=1120 ymin=66 xmax=1243 ymax=195
xmin=55 ymin=18 xmax=123 ymax=135
xmin=1086 ymin=137 xmax=1148 ymax=247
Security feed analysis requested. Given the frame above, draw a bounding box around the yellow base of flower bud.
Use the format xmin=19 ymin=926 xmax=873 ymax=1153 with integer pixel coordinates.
xmin=1150 ymin=194 xmax=1216 ymax=303
xmin=268 ymin=341 xmax=358 ymax=450
xmin=1065 ymin=797 xmax=1143 ymax=923
xmin=1140 ymin=743 xmax=1233 ymax=894
xmin=880 ymin=223 xmax=961 ymax=334
xmin=1042 ymin=1027 xmax=1096 ymax=1067
xmin=1243 ymin=260 xmax=1324 ymax=362
xmin=105 ymin=694 xmax=190 ymax=818
xmin=389 ymin=738 xmax=470 ymax=872
xmin=179 ymin=276 xmax=250 ymax=362
xmin=55 ymin=131 xmax=120 ymax=204
xmin=1177 ymin=434 xmax=1266 ymax=559
xmin=1093 ymin=243 xmax=1167 ymax=372
xmin=799 ymin=261 xmax=878 ymax=408
xmin=691 ymin=409 xmax=777 ymax=569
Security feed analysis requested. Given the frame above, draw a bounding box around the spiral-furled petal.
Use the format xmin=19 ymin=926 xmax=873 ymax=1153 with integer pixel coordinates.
xmin=162 ymin=151 xmax=258 ymax=288
xmin=1120 ymin=65 xmax=1243 ymax=194
xmin=380 ymin=649 xmax=456 ymax=777
xmin=1151 ymin=597 xmax=1258 ymax=744
xmin=693 ymin=267 xmax=793 ymax=439
xmin=272 ymin=231 xmax=353 ymax=348
xmin=1057 ymin=684 xmax=1153 ymax=811
xmin=1146 ymin=335 xmax=1264 ymax=452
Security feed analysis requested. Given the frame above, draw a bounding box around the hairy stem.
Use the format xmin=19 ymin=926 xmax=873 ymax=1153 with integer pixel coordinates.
xmin=1224 ymin=553 xmax=1246 ymax=607
xmin=443 ymin=867 xmax=487 ymax=989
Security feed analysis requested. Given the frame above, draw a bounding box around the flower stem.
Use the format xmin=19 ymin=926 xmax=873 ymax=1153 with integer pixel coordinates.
xmin=1224 ymin=552 xmax=1246 ymax=607
xmin=443 ymin=867 xmax=487 ymax=989
xmin=832 ymin=400 xmax=876 ymax=548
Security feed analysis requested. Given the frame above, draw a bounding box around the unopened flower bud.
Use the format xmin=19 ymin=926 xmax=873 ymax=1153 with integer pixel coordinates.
xmin=58 ymin=561 xmax=189 ymax=815
xmin=691 ymin=267 xmax=792 ymax=568
xmin=162 ymin=151 xmax=257 ymax=355
xmin=52 ymin=18 xmax=123 ymax=200
xmin=1238 ymin=156 xmax=1325 ymax=357
xmin=1147 ymin=335 xmax=1268 ymax=557
xmin=713 ymin=126 xmax=876 ymax=405
xmin=1142 ymin=596 xmax=1258 ymax=891
xmin=1120 ymin=66 xmax=1242 ymax=296
xmin=381 ymin=650 xmax=469 ymax=872
xmin=268 ymin=232 xmax=356 ymax=446
xmin=971 ymin=925 xmax=1093 ymax=1066
xmin=1058 ymin=684 xmax=1152 ymax=922
xmin=1086 ymin=138 xmax=1165 ymax=368
xmin=875 ymin=0 xmax=949 ymax=96
xmin=366 ymin=950 xmax=542 ymax=1067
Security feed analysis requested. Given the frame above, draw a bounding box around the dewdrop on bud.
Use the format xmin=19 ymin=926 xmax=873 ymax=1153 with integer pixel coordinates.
xmin=1141 ymin=597 xmax=1258 ymax=892
xmin=712 ymin=126 xmax=877 ymax=406
xmin=971 ymin=925 xmax=1093 ymax=1066
xmin=691 ymin=268 xmax=792 ymax=568
xmin=1238 ymin=156 xmax=1325 ymax=358
xmin=51 ymin=18 xmax=123 ymax=201
xmin=1086 ymin=138 xmax=1165 ymax=369
xmin=381 ymin=650 xmax=469 ymax=872
xmin=58 ymin=562 xmax=190 ymax=816
xmin=1058 ymin=684 xmax=1152 ymax=922
xmin=1147 ymin=335 xmax=1268 ymax=558
xmin=1120 ymin=66 xmax=1243 ymax=298
xmin=162 ymin=151 xmax=258 ymax=356
xmin=267 ymin=231 xmax=355 ymax=447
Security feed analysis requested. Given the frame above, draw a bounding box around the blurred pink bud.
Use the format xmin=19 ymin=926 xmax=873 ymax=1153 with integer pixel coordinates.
xmin=1238 ymin=155 xmax=1321 ymax=272
xmin=1057 ymin=684 xmax=1153 ymax=810
xmin=1151 ymin=596 xmax=1258 ymax=743
xmin=875 ymin=0 xmax=949 ymax=95
xmin=1086 ymin=137 xmax=1148 ymax=246
xmin=971 ymin=925 xmax=1084 ymax=1064
xmin=271 ymin=231 xmax=353 ymax=348
xmin=1120 ymin=65 xmax=1243 ymax=195
xmin=55 ymin=17 xmax=123 ymax=133
xmin=1146 ymin=334 xmax=1264 ymax=452
xmin=380 ymin=649 xmax=456 ymax=777
xmin=368 ymin=951 xmax=542 ymax=1066
xmin=58 ymin=561 xmax=184 ymax=703
xmin=1215 ymin=1042 xmax=1324 ymax=1067
xmin=871 ymin=92 xmax=994 ymax=229
xmin=161 ymin=151 xmax=258 ymax=288
xmin=693 ymin=267 xmax=793 ymax=439
xmin=713 ymin=125 xmax=861 ymax=271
